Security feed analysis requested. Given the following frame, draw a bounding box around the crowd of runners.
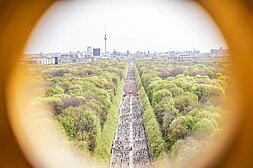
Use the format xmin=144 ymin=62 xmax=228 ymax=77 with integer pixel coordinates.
xmin=110 ymin=62 xmax=151 ymax=168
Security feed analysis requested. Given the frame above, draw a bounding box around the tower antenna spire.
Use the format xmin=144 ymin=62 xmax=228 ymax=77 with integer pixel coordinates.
xmin=104 ymin=24 xmax=107 ymax=56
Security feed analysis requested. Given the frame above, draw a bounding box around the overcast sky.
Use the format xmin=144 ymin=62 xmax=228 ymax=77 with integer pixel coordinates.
xmin=25 ymin=0 xmax=227 ymax=54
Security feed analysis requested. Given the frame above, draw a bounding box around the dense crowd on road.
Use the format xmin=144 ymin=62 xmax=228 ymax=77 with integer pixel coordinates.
xmin=110 ymin=62 xmax=151 ymax=168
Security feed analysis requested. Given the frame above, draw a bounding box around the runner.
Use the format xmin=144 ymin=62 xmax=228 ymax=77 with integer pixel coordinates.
xmin=110 ymin=61 xmax=151 ymax=168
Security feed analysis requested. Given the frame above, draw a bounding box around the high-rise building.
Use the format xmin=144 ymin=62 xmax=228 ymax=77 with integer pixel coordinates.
xmin=93 ymin=48 xmax=101 ymax=56
xmin=55 ymin=57 xmax=59 ymax=64
xmin=87 ymin=46 xmax=92 ymax=56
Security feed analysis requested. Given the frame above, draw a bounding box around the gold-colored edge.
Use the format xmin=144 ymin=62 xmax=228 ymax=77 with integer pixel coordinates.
xmin=1 ymin=0 xmax=253 ymax=167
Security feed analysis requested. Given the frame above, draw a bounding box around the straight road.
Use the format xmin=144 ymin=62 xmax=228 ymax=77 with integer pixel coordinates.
xmin=110 ymin=62 xmax=151 ymax=168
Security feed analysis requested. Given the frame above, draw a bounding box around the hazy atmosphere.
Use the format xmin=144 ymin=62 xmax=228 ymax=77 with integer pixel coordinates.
xmin=19 ymin=1 xmax=231 ymax=167
xmin=25 ymin=0 xmax=227 ymax=54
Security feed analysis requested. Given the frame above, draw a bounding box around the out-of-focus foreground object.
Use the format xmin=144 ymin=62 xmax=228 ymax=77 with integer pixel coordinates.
xmin=1 ymin=0 xmax=253 ymax=167
xmin=0 ymin=1 xmax=54 ymax=167
xmin=197 ymin=0 xmax=253 ymax=168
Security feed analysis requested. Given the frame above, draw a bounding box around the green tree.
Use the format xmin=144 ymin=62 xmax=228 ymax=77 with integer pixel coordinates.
xmin=152 ymin=89 xmax=172 ymax=107
xmin=192 ymin=118 xmax=218 ymax=140
xmin=167 ymin=117 xmax=190 ymax=149
xmin=46 ymin=86 xmax=64 ymax=96
xmin=174 ymin=92 xmax=198 ymax=114
xmin=59 ymin=107 xmax=101 ymax=152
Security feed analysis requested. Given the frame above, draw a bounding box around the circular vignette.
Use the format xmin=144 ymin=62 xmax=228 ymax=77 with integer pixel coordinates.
xmin=0 ymin=0 xmax=253 ymax=168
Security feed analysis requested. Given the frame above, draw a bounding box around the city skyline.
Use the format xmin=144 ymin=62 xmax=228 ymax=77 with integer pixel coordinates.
xmin=25 ymin=0 xmax=227 ymax=54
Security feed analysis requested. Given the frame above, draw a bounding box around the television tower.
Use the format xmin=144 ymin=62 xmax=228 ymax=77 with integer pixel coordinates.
xmin=104 ymin=25 xmax=107 ymax=56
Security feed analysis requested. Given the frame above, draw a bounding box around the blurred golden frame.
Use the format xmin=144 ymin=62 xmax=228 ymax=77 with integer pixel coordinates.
xmin=1 ymin=0 xmax=253 ymax=167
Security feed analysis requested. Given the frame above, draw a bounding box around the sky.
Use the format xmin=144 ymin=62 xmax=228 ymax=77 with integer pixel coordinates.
xmin=25 ymin=0 xmax=227 ymax=54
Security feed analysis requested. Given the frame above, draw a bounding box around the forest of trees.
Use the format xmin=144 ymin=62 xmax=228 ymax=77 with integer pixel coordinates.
xmin=134 ymin=59 xmax=230 ymax=166
xmin=25 ymin=60 xmax=127 ymax=162
xmin=24 ymin=58 xmax=230 ymax=167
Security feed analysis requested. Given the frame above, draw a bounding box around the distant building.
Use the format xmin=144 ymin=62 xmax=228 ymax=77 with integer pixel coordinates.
xmin=93 ymin=48 xmax=101 ymax=56
xmin=210 ymin=48 xmax=221 ymax=55
xmin=210 ymin=47 xmax=229 ymax=56
xmin=87 ymin=46 xmax=92 ymax=56
xmin=169 ymin=51 xmax=176 ymax=56
xmin=76 ymin=51 xmax=83 ymax=58
xmin=222 ymin=49 xmax=230 ymax=56
xmin=55 ymin=57 xmax=59 ymax=64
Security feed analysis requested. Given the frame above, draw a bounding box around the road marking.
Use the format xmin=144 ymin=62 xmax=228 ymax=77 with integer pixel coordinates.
xmin=129 ymin=96 xmax=133 ymax=168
